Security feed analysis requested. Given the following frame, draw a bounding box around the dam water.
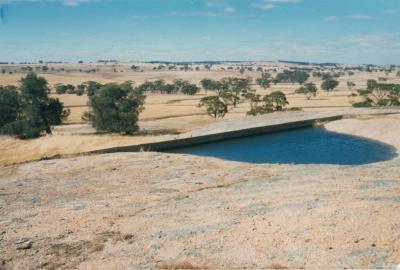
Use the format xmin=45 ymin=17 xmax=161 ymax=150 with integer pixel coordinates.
xmin=169 ymin=128 xmax=397 ymax=165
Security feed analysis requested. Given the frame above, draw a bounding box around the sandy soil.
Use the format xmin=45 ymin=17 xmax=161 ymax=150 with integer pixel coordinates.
xmin=0 ymin=114 xmax=399 ymax=269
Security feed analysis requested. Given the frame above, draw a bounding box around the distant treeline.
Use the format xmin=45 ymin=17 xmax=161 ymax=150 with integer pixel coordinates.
xmin=54 ymin=79 xmax=200 ymax=96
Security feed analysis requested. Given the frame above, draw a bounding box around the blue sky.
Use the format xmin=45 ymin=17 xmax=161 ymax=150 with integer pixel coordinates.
xmin=0 ymin=0 xmax=399 ymax=64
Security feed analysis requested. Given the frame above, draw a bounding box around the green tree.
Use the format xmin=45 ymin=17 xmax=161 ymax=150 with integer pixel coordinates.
xmin=1 ymin=73 xmax=69 ymax=139
xmin=198 ymin=96 xmax=228 ymax=118
xmin=65 ymin=84 xmax=76 ymax=94
xmin=200 ymin=79 xmax=222 ymax=93
xmin=85 ymin=82 xmax=145 ymax=134
xmin=295 ymin=83 xmax=317 ymax=100
xmin=54 ymin=83 xmax=68 ymax=94
xmin=131 ymin=65 xmax=140 ymax=71
xmin=85 ymin=81 xmax=103 ymax=96
xmin=181 ymin=83 xmax=200 ymax=95
xmin=264 ymin=91 xmax=289 ymax=111
xmin=75 ymin=84 xmax=86 ymax=96
xmin=247 ymin=91 xmax=289 ymax=116
xmin=367 ymin=79 xmax=378 ymax=91
xmin=347 ymin=81 xmax=356 ymax=90
xmin=256 ymin=73 xmax=271 ymax=89
xmin=0 ymin=86 xmax=19 ymax=127
xmin=204 ymin=64 xmax=212 ymax=71
xmin=352 ymin=83 xmax=400 ymax=107
xmin=219 ymin=77 xmax=251 ymax=108
xmin=242 ymin=89 xmax=262 ymax=110
xmin=321 ymin=79 xmax=339 ymax=94
xmin=275 ymin=70 xmax=309 ymax=84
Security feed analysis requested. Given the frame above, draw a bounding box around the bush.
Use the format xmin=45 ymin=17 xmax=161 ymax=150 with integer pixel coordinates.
xmin=85 ymin=82 xmax=145 ymax=134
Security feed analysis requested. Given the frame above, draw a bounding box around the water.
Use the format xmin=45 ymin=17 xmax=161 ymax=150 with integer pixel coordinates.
xmin=169 ymin=128 xmax=398 ymax=165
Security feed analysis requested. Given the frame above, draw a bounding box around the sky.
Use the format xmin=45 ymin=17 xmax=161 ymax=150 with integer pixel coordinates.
xmin=0 ymin=0 xmax=399 ymax=64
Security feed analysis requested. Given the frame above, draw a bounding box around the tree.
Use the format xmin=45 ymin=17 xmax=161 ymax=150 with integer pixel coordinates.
xmin=264 ymin=91 xmax=289 ymax=111
xmin=219 ymin=77 xmax=251 ymax=108
xmin=181 ymin=83 xmax=200 ymax=95
xmin=131 ymin=65 xmax=140 ymax=71
xmin=275 ymin=70 xmax=309 ymax=84
xmin=200 ymin=79 xmax=222 ymax=93
xmin=352 ymin=83 xmax=400 ymax=107
xmin=65 ymin=84 xmax=76 ymax=94
xmin=247 ymin=91 xmax=289 ymax=116
xmin=198 ymin=96 xmax=228 ymax=118
xmin=75 ymin=84 xmax=86 ymax=96
xmin=347 ymin=81 xmax=356 ymax=90
xmin=295 ymin=83 xmax=317 ymax=100
xmin=54 ymin=83 xmax=68 ymax=94
xmin=256 ymin=73 xmax=271 ymax=89
xmin=204 ymin=64 xmax=212 ymax=71
xmin=367 ymin=79 xmax=378 ymax=91
xmin=84 ymin=82 xmax=145 ymax=134
xmin=85 ymin=81 xmax=103 ymax=96
xmin=321 ymin=79 xmax=339 ymax=94
xmin=1 ymin=73 xmax=69 ymax=139
xmin=242 ymin=89 xmax=261 ymax=110
xmin=0 ymin=86 xmax=19 ymax=127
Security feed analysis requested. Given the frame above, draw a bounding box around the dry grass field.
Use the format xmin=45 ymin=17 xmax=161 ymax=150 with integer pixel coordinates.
xmin=1 ymin=62 xmax=399 ymax=165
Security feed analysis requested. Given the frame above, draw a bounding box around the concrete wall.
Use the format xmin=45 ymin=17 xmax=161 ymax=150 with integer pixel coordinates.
xmin=89 ymin=114 xmax=343 ymax=155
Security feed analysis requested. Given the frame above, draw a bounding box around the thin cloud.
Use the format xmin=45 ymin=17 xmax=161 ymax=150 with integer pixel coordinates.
xmin=252 ymin=0 xmax=301 ymax=10
xmin=324 ymin=16 xmax=338 ymax=21
xmin=0 ymin=0 xmax=97 ymax=6
xmin=169 ymin=11 xmax=221 ymax=17
xmin=344 ymin=14 xmax=373 ymax=20
xmin=224 ymin=6 xmax=236 ymax=13
xmin=384 ymin=9 xmax=399 ymax=14
xmin=325 ymin=14 xmax=373 ymax=21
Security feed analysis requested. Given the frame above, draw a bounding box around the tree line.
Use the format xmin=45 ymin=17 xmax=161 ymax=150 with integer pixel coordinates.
xmin=54 ymin=79 xmax=200 ymax=96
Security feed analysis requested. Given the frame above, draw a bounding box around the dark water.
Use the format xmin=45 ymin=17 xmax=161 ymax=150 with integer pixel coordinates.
xmin=169 ymin=128 xmax=398 ymax=165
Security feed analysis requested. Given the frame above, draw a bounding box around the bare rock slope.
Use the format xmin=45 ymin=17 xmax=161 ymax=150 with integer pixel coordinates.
xmin=1 ymin=114 xmax=400 ymax=269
